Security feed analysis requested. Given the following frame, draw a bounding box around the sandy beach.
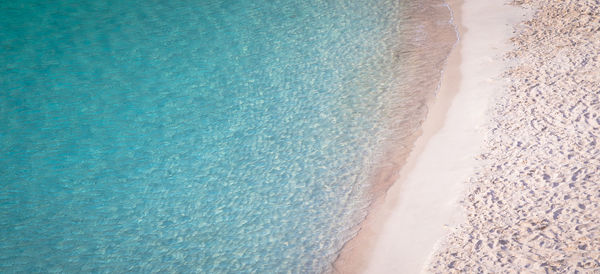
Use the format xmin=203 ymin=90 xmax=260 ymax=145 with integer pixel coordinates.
xmin=429 ymin=0 xmax=600 ymax=272
xmin=335 ymin=0 xmax=599 ymax=272
xmin=335 ymin=0 xmax=527 ymax=272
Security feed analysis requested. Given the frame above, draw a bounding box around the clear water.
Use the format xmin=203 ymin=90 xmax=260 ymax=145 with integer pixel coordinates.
xmin=1 ymin=0 xmax=454 ymax=272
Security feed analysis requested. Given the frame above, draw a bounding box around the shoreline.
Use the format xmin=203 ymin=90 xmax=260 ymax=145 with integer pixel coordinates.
xmin=333 ymin=0 xmax=461 ymax=271
xmin=334 ymin=0 xmax=527 ymax=272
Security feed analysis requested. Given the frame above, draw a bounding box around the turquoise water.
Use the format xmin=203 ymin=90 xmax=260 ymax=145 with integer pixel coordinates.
xmin=1 ymin=0 xmax=454 ymax=272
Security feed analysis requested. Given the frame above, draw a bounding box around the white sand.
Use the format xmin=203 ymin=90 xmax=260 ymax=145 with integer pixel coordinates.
xmin=334 ymin=0 xmax=528 ymax=273
xmin=429 ymin=0 xmax=600 ymax=271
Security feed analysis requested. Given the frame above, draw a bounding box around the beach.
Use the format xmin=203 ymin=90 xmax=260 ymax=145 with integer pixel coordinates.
xmin=430 ymin=0 xmax=600 ymax=271
xmin=3 ymin=0 xmax=599 ymax=272
xmin=336 ymin=0 xmax=600 ymax=272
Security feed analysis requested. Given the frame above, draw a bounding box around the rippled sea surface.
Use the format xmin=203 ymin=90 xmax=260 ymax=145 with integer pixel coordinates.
xmin=1 ymin=0 xmax=454 ymax=272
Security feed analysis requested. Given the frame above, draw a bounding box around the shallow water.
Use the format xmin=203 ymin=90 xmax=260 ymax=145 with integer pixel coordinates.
xmin=1 ymin=0 xmax=454 ymax=272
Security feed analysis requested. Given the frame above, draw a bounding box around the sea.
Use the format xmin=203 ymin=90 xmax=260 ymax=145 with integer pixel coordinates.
xmin=0 ymin=0 xmax=455 ymax=272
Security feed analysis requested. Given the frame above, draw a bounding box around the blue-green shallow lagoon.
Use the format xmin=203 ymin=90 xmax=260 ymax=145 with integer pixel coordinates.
xmin=1 ymin=0 xmax=454 ymax=272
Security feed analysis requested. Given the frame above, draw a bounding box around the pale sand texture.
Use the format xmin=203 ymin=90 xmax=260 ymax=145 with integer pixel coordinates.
xmin=429 ymin=0 xmax=600 ymax=272
xmin=334 ymin=0 xmax=527 ymax=273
